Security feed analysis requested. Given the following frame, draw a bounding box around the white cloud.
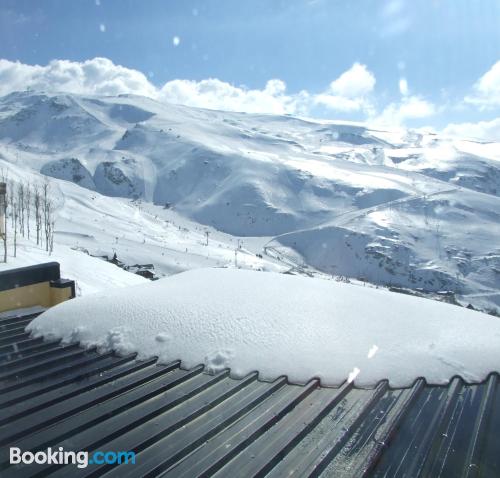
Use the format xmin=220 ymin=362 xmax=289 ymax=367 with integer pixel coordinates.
xmin=313 ymin=63 xmax=376 ymax=114
xmin=162 ymin=64 xmax=377 ymax=116
xmin=443 ymin=117 xmax=500 ymax=142
xmin=0 ymin=57 xmax=157 ymax=98
xmin=374 ymin=95 xmax=437 ymax=126
xmin=397 ymin=96 xmax=436 ymax=118
xmin=328 ymin=63 xmax=376 ymax=98
xmin=0 ymin=58 xmax=444 ymax=128
xmin=159 ymin=78 xmax=304 ymax=115
xmin=0 ymin=58 xmax=302 ymax=114
xmin=313 ymin=94 xmax=369 ymax=113
xmin=465 ymin=61 xmax=500 ymax=109
xmin=3 ymin=56 xmax=499 ymax=137
xmin=0 ymin=58 xmax=380 ymax=118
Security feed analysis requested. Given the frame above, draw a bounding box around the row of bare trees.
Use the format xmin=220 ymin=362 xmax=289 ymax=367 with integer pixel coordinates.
xmin=1 ymin=169 xmax=55 ymax=262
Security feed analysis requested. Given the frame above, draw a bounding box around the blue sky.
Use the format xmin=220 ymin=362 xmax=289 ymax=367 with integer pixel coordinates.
xmin=1 ymin=0 xmax=500 ymax=135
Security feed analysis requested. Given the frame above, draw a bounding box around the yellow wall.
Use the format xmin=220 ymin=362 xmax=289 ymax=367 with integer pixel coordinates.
xmin=50 ymin=286 xmax=73 ymax=307
xmin=0 ymin=281 xmax=73 ymax=313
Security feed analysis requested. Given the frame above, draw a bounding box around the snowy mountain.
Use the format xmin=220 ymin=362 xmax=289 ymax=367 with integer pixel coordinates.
xmin=0 ymin=90 xmax=499 ymax=314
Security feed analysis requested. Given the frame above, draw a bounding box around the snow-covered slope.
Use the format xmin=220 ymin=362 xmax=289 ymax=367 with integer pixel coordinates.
xmin=268 ymin=187 xmax=500 ymax=312
xmin=41 ymin=157 xmax=95 ymax=190
xmin=0 ymin=91 xmax=446 ymax=236
xmin=0 ymin=238 xmax=147 ymax=296
xmin=28 ymin=268 xmax=500 ymax=387
xmin=0 ymin=159 xmax=283 ymax=282
xmin=0 ymin=90 xmax=499 ymax=312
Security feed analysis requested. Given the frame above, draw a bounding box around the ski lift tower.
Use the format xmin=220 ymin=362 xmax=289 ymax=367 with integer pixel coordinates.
xmin=0 ymin=182 xmax=6 ymax=239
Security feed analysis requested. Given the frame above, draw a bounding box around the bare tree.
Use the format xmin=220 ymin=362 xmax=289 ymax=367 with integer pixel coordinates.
xmin=43 ymin=181 xmax=49 ymax=251
xmin=17 ymin=182 xmax=25 ymax=237
xmin=1 ymin=202 xmax=6 ymax=262
xmin=0 ymin=176 xmax=52 ymax=260
xmin=0 ymin=162 xmax=62 ymax=261
xmin=42 ymin=180 xmax=55 ymax=253
xmin=0 ymin=169 xmax=7 ymax=263
xmin=25 ymin=182 xmax=31 ymax=240
xmin=13 ymin=198 xmax=18 ymax=258
xmin=33 ymin=183 xmax=41 ymax=246
xmin=8 ymin=179 xmax=14 ymax=229
xmin=48 ymin=219 xmax=55 ymax=254
xmin=44 ymin=201 xmax=52 ymax=252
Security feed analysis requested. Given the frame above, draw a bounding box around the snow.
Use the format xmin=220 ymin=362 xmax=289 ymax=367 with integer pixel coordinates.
xmin=27 ymin=268 xmax=500 ymax=387
xmin=1 ymin=92 xmax=497 ymax=385
xmin=0 ymin=157 xmax=286 ymax=286
xmin=0 ymin=306 xmax=46 ymax=319
xmin=269 ymin=187 xmax=500 ymax=312
xmin=0 ymin=90 xmax=499 ymax=313
xmin=0 ymin=238 xmax=147 ymax=295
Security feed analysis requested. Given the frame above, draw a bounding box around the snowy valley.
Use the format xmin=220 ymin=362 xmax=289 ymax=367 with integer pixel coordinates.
xmin=0 ymin=90 xmax=499 ymax=315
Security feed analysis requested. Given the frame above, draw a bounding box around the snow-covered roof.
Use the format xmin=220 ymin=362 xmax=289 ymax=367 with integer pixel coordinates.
xmin=28 ymin=268 xmax=500 ymax=387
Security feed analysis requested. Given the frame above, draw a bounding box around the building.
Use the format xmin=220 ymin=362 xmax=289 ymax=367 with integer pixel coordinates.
xmin=0 ymin=262 xmax=75 ymax=314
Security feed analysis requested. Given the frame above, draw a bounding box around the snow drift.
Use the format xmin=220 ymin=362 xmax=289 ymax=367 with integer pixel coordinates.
xmin=28 ymin=268 xmax=500 ymax=387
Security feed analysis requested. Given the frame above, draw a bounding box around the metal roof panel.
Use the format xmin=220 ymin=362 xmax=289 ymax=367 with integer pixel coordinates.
xmin=0 ymin=313 xmax=498 ymax=478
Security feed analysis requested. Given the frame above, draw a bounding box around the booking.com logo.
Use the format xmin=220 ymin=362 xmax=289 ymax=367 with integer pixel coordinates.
xmin=10 ymin=447 xmax=136 ymax=469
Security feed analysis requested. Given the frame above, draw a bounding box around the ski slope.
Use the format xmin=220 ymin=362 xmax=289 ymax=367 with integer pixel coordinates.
xmin=0 ymin=90 xmax=499 ymax=313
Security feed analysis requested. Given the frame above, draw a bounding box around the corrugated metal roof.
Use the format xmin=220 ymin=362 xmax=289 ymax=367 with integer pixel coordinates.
xmin=0 ymin=312 xmax=499 ymax=477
